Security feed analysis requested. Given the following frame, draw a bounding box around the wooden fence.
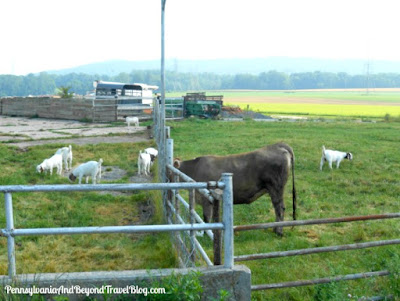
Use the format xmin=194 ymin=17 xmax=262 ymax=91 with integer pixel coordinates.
xmin=0 ymin=97 xmax=117 ymax=123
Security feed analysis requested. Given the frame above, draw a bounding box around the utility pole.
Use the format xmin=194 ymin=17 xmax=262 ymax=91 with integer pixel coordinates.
xmin=365 ymin=60 xmax=370 ymax=95
xmin=160 ymin=0 xmax=167 ymax=185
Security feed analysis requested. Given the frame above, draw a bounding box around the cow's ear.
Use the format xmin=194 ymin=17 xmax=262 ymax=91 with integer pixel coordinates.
xmin=173 ymin=159 xmax=181 ymax=168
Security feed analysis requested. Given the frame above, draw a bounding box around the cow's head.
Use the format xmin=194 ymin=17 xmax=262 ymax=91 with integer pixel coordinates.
xmin=173 ymin=158 xmax=182 ymax=169
xmin=69 ymin=173 xmax=77 ymax=182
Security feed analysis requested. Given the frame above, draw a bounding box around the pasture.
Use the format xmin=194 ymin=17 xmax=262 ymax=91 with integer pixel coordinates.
xmin=0 ymin=88 xmax=399 ymax=300
xmin=168 ymin=118 xmax=400 ymax=300
xmin=0 ymin=141 xmax=176 ymax=275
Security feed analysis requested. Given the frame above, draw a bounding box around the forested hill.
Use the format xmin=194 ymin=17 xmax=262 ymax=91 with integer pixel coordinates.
xmin=48 ymin=57 xmax=400 ymax=76
xmin=1 ymin=70 xmax=400 ymax=97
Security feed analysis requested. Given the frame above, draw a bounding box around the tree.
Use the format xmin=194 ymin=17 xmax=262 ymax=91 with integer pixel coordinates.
xmin=57 ymin=86 xmax=74 ymax=98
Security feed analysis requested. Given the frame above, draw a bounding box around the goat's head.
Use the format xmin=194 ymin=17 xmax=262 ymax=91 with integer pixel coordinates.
xmin=346 ymin=152 xmax=353 ymax=160
xmin=69 ymin=173 xmax=77 ymax=182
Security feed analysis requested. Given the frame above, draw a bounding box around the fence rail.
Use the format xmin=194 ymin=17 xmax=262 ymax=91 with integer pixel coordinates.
xmin=234 ymin=213 xmax=400 ymax=232
xmin=252 ymin=270 xmax=391 ymax=291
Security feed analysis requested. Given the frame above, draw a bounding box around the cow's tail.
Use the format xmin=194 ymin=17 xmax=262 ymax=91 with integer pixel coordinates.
xmin=280 ymin=143 xmax=297 ymax=221
xmin=291 ymin=153 xmax=297 ymax=220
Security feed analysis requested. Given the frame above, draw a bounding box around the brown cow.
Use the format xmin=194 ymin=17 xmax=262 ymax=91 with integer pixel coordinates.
xmin=173 ymin=142 xmax=296 ymax=236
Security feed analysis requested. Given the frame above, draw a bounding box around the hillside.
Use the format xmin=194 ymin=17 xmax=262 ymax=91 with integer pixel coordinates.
xmin=47 ymin=57 xmax=400 ymax=76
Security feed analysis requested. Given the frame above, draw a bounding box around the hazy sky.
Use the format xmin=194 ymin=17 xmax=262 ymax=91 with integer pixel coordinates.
xmin=1 ymin=0 xmax=399 ymax=75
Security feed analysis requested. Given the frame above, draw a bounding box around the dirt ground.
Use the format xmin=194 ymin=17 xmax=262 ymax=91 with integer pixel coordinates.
xmin=0 ymin=116 xmax=151 ymax=148
xmin=0 ymin=116 xmax=155 ymax=184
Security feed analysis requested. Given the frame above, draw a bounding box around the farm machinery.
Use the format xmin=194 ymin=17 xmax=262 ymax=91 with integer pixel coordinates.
xmin=183 ymin=92 xmax=223 ymax=118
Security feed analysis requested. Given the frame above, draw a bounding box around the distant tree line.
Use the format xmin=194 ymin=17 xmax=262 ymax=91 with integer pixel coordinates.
xmin=1 ymin=70 xmax=400 ymax=97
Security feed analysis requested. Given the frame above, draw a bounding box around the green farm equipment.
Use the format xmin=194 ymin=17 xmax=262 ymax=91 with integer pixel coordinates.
xmin=183 ymin=93 xmax=223 ymax=118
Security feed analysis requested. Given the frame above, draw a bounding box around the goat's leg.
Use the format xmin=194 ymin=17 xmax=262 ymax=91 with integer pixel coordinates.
xmin=319 ymin=156 xmax=325 ymax=170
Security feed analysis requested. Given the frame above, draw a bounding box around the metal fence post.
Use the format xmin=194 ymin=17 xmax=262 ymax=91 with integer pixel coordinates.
xmin=189 ymin=188 xmax=196 ymax=265
xmin=5 ymin=192 xmax=16 ymax=278
xmin=222 ymin=173 xmax=234 ymax=269
xmin=166 ymin=138 xmax=174 ymax=221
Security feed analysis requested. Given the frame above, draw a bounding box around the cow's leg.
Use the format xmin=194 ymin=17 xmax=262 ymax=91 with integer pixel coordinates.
xmin=270 ymin=189 xmax=285 ymax=236
xmin=196 ymin=195 xmax=213 ymax=236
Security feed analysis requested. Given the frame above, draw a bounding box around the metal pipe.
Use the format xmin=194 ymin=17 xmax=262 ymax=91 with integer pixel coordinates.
xmin=6 ymin=223 xmax=224 ymax=237
xmin=234 ymin=213 xmax=400 ymax=232
xmin=251 ymin=270 xmax=390 ymax=291
xmin=235 ymin=239 xmax=400 ymax=262
xmin=222 ymin=173 xmax=234 ymax=269
xmin=189 ymin=189 xmax=196 ymax=264
xmin=0 ymin=182 xmax=213 ymax=193
xmin=194 ymin=237 xmax=213 ymax=266
xmin=166 ymin=139 xmax=173 ymax=167
xmin=4 ymin=192 xmax=16 ymax=278
xmin=159 ymin=0 xmax=167 ymax=207
xmin=167 ymin=164 xmax=220 ymax=203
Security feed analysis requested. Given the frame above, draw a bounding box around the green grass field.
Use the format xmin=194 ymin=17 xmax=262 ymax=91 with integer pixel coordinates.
xmin=0 ymin=141 xmax=176 ymax=275
xmin=1 ymin=89 xmax=400 ymax=299
xmin=167 ymin=89 xmax=400 ymax=119
xmin=234 ymin=103 xmax=400 ymax=119
xmin=167 ymin=118 xmax=400 ymax=300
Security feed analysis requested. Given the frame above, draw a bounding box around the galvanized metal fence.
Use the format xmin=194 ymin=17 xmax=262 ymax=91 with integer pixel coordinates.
xmin=233 ymin=213 xmax=400 ymax=291
xmin=154 ymin=97 xmax=227 ymax=268
xmin=0 ymin=181 xmax=234 ymax=279
xmin=164 ymin=139 xmax=226 ymax=267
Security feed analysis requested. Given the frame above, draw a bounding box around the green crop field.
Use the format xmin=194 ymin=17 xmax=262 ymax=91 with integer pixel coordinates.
xmin=235 ymin=102 xmax=400 ymax=118
xmin=167 ymin=118 xmax=400 ymax=300
xmin=167 ymin=89 xmax=400 ymax=119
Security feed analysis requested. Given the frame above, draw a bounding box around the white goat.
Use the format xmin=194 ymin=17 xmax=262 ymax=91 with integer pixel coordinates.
xmin=55 ymin=145 xmax=73 ymax=171
xmin=126 ymin=116 xmax=139 ymax=127
xmin=69 ymin=159 xmax=103 ymax=184
xmin=320 ymin=145 xmax=353 ymax=170
xmin=36 ymin=153 xmax=63 ymax=175
xmin=144 ymin=147 xmax=158 ymax=164
xmin=138 ymin=151 xmax=151 ymax=176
